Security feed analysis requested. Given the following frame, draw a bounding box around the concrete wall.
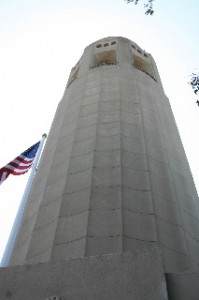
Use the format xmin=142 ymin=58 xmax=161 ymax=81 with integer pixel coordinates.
xmin=166 ymin=271 xmax=199 ymax=300
xmin=0 ymin=249 xmax=168 ymax=300
xmin=9 ymin=37 xmax=199 ymax=274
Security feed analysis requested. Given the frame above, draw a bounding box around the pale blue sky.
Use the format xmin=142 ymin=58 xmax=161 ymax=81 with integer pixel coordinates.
xmin=0 ymin=0 xmax=199 ymax=261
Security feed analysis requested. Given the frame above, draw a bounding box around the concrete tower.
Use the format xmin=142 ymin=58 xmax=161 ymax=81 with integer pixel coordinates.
xmin=1 ymin=37 xmax=199 ymax=300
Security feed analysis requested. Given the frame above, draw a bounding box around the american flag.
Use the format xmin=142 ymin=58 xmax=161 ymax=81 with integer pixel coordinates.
xmin=0 ymin=141 xmax=40 ymax=185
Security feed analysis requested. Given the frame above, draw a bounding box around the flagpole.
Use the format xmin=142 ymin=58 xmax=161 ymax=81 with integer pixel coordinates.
xmin=0 ymin=134 xmax=47 ymax=267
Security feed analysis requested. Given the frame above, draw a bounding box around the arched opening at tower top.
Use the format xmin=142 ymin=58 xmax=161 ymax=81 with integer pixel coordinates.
xmin=134 ymin=55 xmax=156 ymax=80
xmin=93 ymin=50 xmax=117 ymax=67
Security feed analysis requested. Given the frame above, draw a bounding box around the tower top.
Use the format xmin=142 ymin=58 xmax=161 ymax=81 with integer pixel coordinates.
xmin=66 ymin=36 xmax=162 ymax=90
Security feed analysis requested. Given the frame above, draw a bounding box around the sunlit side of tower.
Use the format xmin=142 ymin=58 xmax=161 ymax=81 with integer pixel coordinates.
xmin=9 ymin=36 xmax=199 ymax=274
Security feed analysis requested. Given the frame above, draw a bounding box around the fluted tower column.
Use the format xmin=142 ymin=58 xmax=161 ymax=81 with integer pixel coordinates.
xmin=9 ymin=37 xmax=199 ymax=274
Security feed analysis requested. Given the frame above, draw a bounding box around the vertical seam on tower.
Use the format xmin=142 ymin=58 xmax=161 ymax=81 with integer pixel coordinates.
xmin=24 ymin=87 xmax=75 ymax=264
xmin=50 ymin=76 xmax=87 ymax=261
xmin=119 ymin=54 xmax=123 ymax=253
xmin=135 ymin=75 xmax=163 ymax=269
xmin=153 ymin=93 xmax=191 ymax=262
xmin=84 ymin=64 xmax=103 ymax=257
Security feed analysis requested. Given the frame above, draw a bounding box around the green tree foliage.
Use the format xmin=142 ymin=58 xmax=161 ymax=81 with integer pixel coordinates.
xmin=124 ymin=0 xmax=155 ymax=15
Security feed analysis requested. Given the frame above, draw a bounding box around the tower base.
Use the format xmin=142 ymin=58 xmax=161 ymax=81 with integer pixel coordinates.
xmin=0 ymin=248 xmax=168 ymax=300
xmin=1 ymin=248 xmax=199 ymax=300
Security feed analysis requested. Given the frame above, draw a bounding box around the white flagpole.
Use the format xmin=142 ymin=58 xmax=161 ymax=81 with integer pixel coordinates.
xmin=0 ymin=133 xmax=47 ymax=267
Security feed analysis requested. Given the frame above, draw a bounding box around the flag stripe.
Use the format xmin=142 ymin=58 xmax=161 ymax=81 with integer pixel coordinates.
xmin=3 ymin=164 xmax=33 ymax=172
xmin=13 ymin=156 xmax=34 ymax=164
xmin=12 ymin=158 xmax=33 ymax=165
xmin=9 ymin=161 xmax=33 ymax=169
xmin=12 ymin=169 xmax=30 ymax=175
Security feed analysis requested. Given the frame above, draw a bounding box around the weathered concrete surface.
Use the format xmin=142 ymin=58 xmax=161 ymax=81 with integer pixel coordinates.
xmin=166 ymin=271 xmax=199 ymax=300
xmin=0 ymin=249 xmax=168 ymax=300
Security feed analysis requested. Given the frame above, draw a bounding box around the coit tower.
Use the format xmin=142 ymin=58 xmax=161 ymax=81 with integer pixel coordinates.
xmin=9 ymin=36 xmax=199 ymax=277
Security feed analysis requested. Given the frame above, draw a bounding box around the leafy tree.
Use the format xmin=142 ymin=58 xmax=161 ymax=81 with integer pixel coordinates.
xmin=189 ymin=73 xmax=199 ymax=106
xmin=124 ymin=0 xmax=155 ymax=15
